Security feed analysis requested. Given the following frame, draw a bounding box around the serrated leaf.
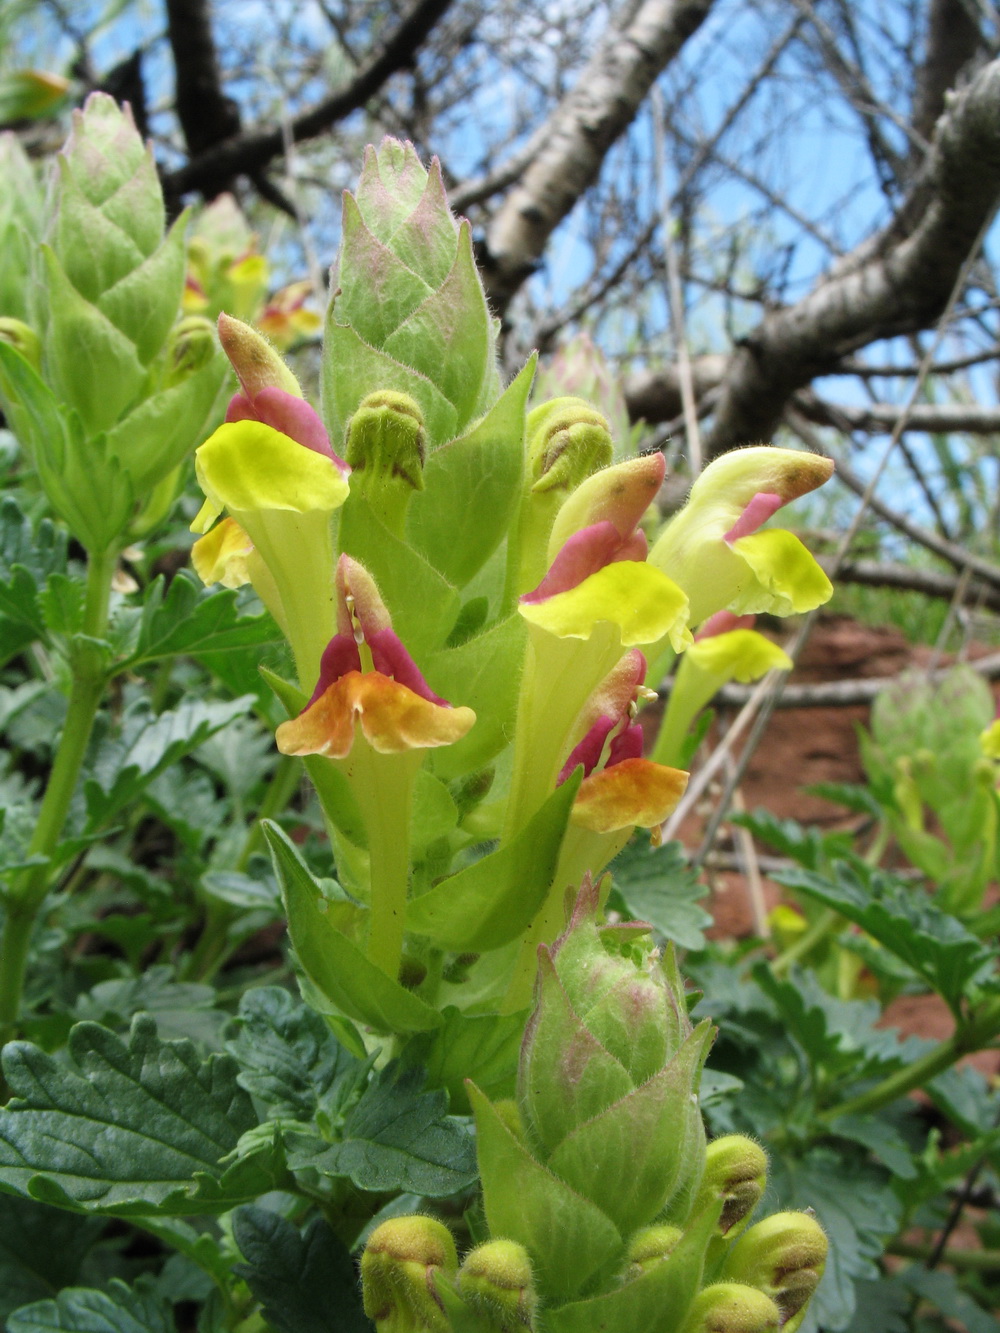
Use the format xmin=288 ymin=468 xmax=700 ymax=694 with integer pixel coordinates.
xmin=73 ymin=968 xmax=225 ymax=1047
xmin=841 ymin=1276 xmax=910 ymax=1333
xmin=233 ymin=1206 xmax=370 ymax=1333
xmin=84 ymin=695 xmax=254 ymax=829
xmin=0 ymin=1195 xmax=105 ymax=1319
xmin=754 ymin=964 xmax=924 ymax=1082
xmin=287 ymin=1062 xmax=476 ymax=1197
xmin=117 ymin=573 xmax=279 ymax=673
xmin=774 ymin=861 xmax=997 ymax=1013
xmin=733 ymin=807 xmax=853 ymax=871
xmin=39 ymin=574 xmax=85 ymax=637
xmin=0 ymin=1015 xmax=261 ymax=1216
xmin=0 ymin=497 xmax=67 ymax=637
xmin=226 ymin=987 xmax=367 ymax=1121
xmin=8 ymin=1278 xmax=173 ymax=1333
xmin=610 ymin=837 xmax=712 ymax=951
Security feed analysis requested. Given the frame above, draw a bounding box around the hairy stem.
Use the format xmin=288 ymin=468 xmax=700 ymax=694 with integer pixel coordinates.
xmin=0 ymin=546 xmax=115 ymax=1042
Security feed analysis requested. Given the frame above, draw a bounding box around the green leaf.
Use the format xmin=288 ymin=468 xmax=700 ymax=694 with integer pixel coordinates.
xmin=407 ymin=358 xmax=533 ymax=587
xmin=8 ymin=1278 xmax=173 ymax=1333
xmin=841 ymin=1277 xmax=910 ymax=1333
xmin=405 ymin=1006 xmax=525 ymax=1111
xmin=117 ymin=574 xmax=279 ymax=672
xmin=0 ymin=496 xmax=68 ymax=637
xmin=828 ymin=1113 xmax=918 ymax=1179
xmin=338 ymin=491 xmax=461 ymax=657
xmin=774 ymin=861 xmax=997 ymax=1013
xmin=43 ymin=247 xmax=147 ymax=436
xmin=0 ymin=1015 xmax=263 ymax=1216
xmin=423 ymin=613 xmax=527 ymax=779
xmin=732 ymin=808 xmax=853 ymax=871
xmin=610 ymin=837 xmax=712 ymax=951
xmin=73 ymin=968 xmax=226 ymax=1048
xmin=263 ymin=822 xmax=442 ymax=1034
xmin=405 ymin=771 xmax=581 ymax=952
xmin=899 ymin=1266 xmax=1000 ymax=1333
xmin=768 ymin=1147 xmax=901 ymax=1332
xmin=84 ymin=695 xmax=254 ymax=828
xmin=288 ymin=1062 xmax=476 ymax=1197
xmin=382 ymin=223 xmax=492 ymax=428
xmin=39 ymin=574 xmax=85 ymax=637
xmin=544 ymin=1200 xmax=719 ymax=1333
xmin=225 ymin=986 xmax=367 ymax=1121
xmin=753 ymin=964 xmax=925 ymax=1083
xmin=323 ymin=323 xmax=458 ymax=451
xmin=0 ymin=343 xmax=133 ymax=551
xmin=0 ymin=1195 xmax=105 ymax=1320
xmin=233 ymin=1206 xmax=371 ymax=1333
xmin=468 ymin=1083 xmax=623 ymax=1303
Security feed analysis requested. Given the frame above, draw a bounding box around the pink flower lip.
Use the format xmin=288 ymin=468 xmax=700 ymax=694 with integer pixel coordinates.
xmin=226 ymin=386 xmax=348 ymax=471
xmin=695 ymin=610 xmax=756 ymax=640
xmin=723 ymin=491 xmax=783 ymax=544
xmin=522 ymin=520 xmax=647 ymax=604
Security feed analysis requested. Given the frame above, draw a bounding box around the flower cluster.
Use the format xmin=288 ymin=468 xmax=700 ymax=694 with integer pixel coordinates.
xmin=187 ymin=137 xmax=835 ymax=1030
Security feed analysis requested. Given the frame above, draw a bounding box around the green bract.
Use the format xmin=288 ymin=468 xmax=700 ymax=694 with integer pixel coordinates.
xmin=0 ymin=93 xmax=228 ymax=552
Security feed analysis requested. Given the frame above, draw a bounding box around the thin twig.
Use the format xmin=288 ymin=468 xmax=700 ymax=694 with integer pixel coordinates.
xmin=691 ymin=213 xmax=996 ymax=868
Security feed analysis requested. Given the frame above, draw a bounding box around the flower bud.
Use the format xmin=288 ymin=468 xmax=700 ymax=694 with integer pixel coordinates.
xmin=481 ymin=879 xmax=711 ymax=1281
xmin=361 ymin=1216 xmax=458 ymax=1333
xmin=325 ymin=138 xmax=500 ymax=447
xmin=0 ymin=318 xmax=41 ymax=370
xmin=623 ymin=1224 xmax=684 ymax=1279
xmin=345 ymin=390 xmax=427 ymax=534
xmin=690 ymin=1136 xmax=767 ymax=1241
xmin=217 ymin=311 xmax=302 ymax=400
xmin=163 ymin=315 xmax=218 ymax=385
xmin=511 ymin=398 xmax=613 ymax=594
xmin=681 ymin=1283 xmax=781 ymax=1333
xmin=457 ymin=1241 xmax=537 ymax=1330
xmin=720 ymin=1212 xmax=827 ymax=1329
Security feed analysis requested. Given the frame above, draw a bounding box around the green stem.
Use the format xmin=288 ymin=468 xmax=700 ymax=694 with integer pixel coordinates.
xmin=770 ymin=908 xmax=840 ymax=976
xmin=0 ymin=546 xmax=115 ymax=1041
xmin=820 ymin=1001 xmax=1000 ymax=1122
xmin=889 ymin=1241 xmax=1000 ymax=1272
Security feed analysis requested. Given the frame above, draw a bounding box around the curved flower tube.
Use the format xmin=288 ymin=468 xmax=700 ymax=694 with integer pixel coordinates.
xmin=652 ymin=611 xmax=794 ymax=767
xmin=648 ymin=446 xmax=834 ymax=628
xmin=506 ymin=452 xmax=690 ymax=839
xmin=275 ymin=555 xmax=475 ymax=981
xmin=503 ymin=649 xmax=687 ymax=1011
xmin=191 ymin=314 xmax=350 ymax=691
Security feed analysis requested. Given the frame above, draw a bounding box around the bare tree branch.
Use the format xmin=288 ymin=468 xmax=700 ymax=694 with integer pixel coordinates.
xmin=696 ymin=56 xmax=1000 ymax=456
xmin=160 ymin=0 xmax=454 ymax=201
xmin=164 ymin=0 xmax=240 ymax=161
xmin=796 ymin=392 xmax=1000 ymax=435
xmin=912 ymin=0 xmax=982 ymax=143
xmin=699 ymin=650 xmax=1000 ymax=709
xmin=478 ymin=0 xmax=715 ymax=313
xmin=823 ymin=557 xmax=1000 ymax=613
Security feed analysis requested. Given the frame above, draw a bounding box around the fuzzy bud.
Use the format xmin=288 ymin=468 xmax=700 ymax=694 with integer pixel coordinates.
xmin=217 ymin=311 xmax=302 ymax=401
xmin=457 ymin=1241 xmax=537 ymax=1330
xmin=0 ymin=318 xmax=41 ymax=370
xmin=361 ymin=1216 xmax=458 ymax=1333
xmin=691 ymin=1136 xmax=767 ymax=1241
xmin=345 ymin=390 xmax=427 ymax=534
xmin=623 ymin=1224 xmax=684 ymax=1279
xmin=720 ymin=1212 xmax=827 ymax=1328
xmin=682 ymin=1283 xmax=781 ymax=1333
